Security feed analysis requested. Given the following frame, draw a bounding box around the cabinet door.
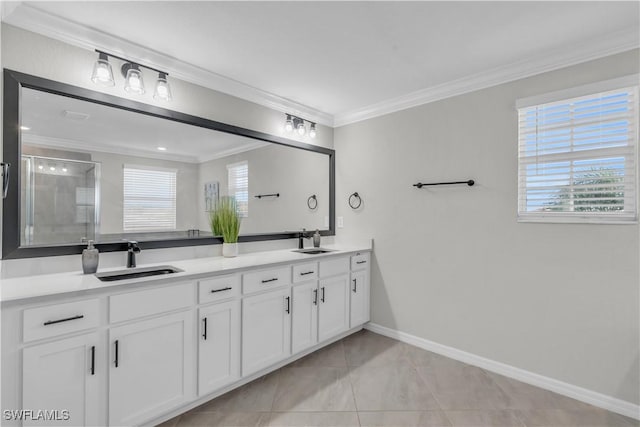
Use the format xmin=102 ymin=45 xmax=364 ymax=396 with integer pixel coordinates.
xmin=198 ymin=300 xmax=240 ymax=396
xmin=109 ymin=311 xmax=194 ymax=427
xmin=291 ymin=281 xmax=318 ymax=354
xmin=242 ymin=288 xmax=291 ymax=376
xmin=350 ymin=269 xmax=370 ymax=327
xmin=318 ymin=275 xmax=350 ymax=342
xmin=23 ymin=332 xmax=101 ymax=427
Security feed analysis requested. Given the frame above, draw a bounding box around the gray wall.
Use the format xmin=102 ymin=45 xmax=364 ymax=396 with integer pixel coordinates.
xmin=335 ymin=49 xmax=640 ymax=405
xmin=197 ymin=144 xmax=329 ymax=234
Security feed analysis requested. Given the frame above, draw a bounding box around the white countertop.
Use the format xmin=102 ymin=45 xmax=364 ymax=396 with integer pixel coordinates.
xmin=0 ymin=245 xmax=371 ymax=304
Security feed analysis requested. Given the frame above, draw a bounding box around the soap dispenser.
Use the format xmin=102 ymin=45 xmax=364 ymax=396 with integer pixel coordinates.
xmin=313 ymin=229 xmax=321 ymax=248
xmin=82 ymin=240 xmax=99 ymax=274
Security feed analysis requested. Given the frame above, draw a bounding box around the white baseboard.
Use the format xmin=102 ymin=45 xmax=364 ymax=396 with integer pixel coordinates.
xmin=365 ymin=322 xmax=640 ymax=421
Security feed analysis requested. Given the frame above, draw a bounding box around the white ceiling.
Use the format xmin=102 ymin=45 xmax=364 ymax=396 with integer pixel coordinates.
xmin=21 ymin=87 xmax=266 ymax=163
xmin=4 ymin=2 xmax=640 ymax=126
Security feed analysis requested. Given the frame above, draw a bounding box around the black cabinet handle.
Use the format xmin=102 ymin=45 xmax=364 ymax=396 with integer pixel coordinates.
xmin=353 ymin=278 xmax=357 ymax=293
xmin=321 ymin=287 xmax=325 ymax=303
xmin=202 ymin=317 xmax=208 ymax=340
xmin=356 ymin=260 xmax=367 ymax=264
xmin=285 ymin=296 xmax=290 ymax=314
xmin=211 ymin=287 xmax=232 ymax=293
xmin=43 ymin=314 xmax=84 ymax=326
xmin=300 ymin=271 xmax=314 ymax=276
xmin=313 ymin=289 xmax=318 ymax=305
xmin=90 ymin=345 xmax=95 ymax=375
xmin=114 ymin=340 xmax=119 ymax=368
xmin=261 ymin=278 xmax=278 ymax=283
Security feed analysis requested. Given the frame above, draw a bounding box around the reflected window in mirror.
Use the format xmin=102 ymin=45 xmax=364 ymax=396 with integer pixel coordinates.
xmin=227 ymin=161 xmax=248 ymax=218
xmin=123 ymin=165 xmax=177 ymax=232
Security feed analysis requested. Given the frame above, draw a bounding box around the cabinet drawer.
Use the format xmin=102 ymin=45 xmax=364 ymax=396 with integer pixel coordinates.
xmin=23 ymin=299 xmax=100 ymax=343
xmin=110 ymin=282 xmax=194 ymax=323
xmin=243 ymin=266 xmax=291 ymax=295
xmin=351 ymin=252 xmax=371 ymax=270
xmin=292 ymin=262 xmax=318 ymax=283
xmin=199 ymin=274 xmax=240 ymax=304
xmin=319 ymin=257 xmax=349 ymax=278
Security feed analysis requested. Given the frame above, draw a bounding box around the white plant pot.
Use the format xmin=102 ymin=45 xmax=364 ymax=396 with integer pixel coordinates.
xmin=222 ymin=242 xmax=238 ymax=258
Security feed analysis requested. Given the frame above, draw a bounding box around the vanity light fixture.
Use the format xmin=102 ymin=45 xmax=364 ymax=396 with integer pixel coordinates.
xmin=91 ymin=50 xmax=172 ymax=101
xmin=123 ymin=63 xmax=145 ymax=95
xmin=91 ymin=52 xmax=115 ymax=87
xmin=154 ymin=72 xmax=172 ymax=101
xmin=283 ymin=114 xmax=317 ymax=139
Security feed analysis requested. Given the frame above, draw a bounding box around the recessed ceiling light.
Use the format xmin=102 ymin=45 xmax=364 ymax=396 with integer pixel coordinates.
xmin=157 ymin=147 xmax=167 ymax=151
xmin=20 ymin=126 xmax=30 ymax=131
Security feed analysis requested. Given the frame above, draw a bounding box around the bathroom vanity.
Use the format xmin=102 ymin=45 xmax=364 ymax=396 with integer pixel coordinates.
xmin=0 ymin=247 xmax=371 ymax=426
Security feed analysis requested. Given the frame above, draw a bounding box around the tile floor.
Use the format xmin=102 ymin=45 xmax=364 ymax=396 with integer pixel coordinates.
xmin=157 ymin=330 xmax=639 ymax=427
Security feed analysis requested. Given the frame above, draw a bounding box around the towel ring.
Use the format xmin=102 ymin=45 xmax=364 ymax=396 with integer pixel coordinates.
xmin=348 ymin=192 xmax=362 ymax=209
xmin=307 ymin=194 xmax=318 ymax=210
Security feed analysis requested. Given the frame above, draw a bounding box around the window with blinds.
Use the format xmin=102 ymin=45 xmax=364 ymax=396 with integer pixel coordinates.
xmin=517 ymin=77 xmax=638 ymax=223
xmin=123 ymin=166 xmax=177 ymax=231
xmin=227 ymin=161 xmax=248 ymax=218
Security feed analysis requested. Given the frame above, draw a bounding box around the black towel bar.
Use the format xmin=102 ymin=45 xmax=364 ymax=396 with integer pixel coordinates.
xmin=413 ymin=180 xmax=474 ymax=188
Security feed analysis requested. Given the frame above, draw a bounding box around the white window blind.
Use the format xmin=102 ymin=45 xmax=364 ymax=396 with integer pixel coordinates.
xmin=517 ymin=80 xmax=638 ymax=223
xmin=123 ymin=166 xmax=177 ymax=231
xmin=227 ymin=161 xmax=248 ymax=218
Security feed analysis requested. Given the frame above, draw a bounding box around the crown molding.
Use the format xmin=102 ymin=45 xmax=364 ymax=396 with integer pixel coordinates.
xmin=2 ymin=3 xmax=334 ymax=127
xmin=334 ymin=26 xmax=640 ymax=127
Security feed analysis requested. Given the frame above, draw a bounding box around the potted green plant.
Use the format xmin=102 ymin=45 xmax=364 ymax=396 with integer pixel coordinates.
xmin=209 ymin=196 xmax=241 ymax=257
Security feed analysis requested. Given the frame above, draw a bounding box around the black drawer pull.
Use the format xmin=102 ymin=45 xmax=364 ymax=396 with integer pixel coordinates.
xmin=114 ymin=340 xmax=119 ymax=368
xmin=321 ymin=287 xmax=325 ymax=303
xmin=261 ymin=278 xmax=278 ymax=283
xmin=356 ymin=260 xmax=367 ymax=264
xmin=90 ymin=345 xmax=95 ymax=375
xmin=43 ymin=314 xmax=84 ymax=326
xmin=285 ymin=296 xmax=290 ymax=314
xmin=313 ymin=289 xmax=318 ymax=305
xmin=202 ymin=317 xmax=208 ymax=340
xmin=211 ymin=287 xmax=232 ymax=293
xmin=300 ymin=271 xmax=314 ymax=276
xmin=353 ymin=278 xmax=357 ymax=293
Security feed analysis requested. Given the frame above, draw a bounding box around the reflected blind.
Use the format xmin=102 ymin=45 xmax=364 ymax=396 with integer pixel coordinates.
xmin=517 ymin=84 xmax=638 ymax=223
xmin=123 ymin=166 xmax=177 ymax=231
xmin=227 ymin=161 xmax=248 ymax=218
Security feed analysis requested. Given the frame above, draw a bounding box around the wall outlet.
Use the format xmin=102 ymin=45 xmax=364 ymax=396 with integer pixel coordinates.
xmin=337 ymin=216 xmax=344 ymax=228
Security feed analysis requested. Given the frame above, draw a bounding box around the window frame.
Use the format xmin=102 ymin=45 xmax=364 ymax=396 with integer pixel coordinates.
xmin=516 ymin=75 xmax=639 ymax=224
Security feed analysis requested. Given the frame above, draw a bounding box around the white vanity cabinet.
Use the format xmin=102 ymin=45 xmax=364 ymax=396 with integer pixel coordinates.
xmin=108 ymin=282 xmax=195 ymax=427
xmin=350 ymin=252 xmax=371 ymax=327
xmin=3 ymin=248 xmax=371 ymax=427
xmin=22 ymin=332 xmax=101 ymax=426
xmin=198 ymin=299 xmax=241 ymax=396
xmin=242 ymin=287 xmax=292 ymax=376
xmin=291 ymin=280 xmax=319 ymax=354
xmin=317 ymin=257 xmax=351 ymax=342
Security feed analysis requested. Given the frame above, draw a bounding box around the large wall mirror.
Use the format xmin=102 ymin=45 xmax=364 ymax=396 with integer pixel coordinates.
xmin=3 ymin=70 xmax=334 ymax=259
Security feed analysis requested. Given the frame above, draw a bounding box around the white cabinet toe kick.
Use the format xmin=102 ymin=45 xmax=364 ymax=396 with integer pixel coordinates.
xmin=1 ymin=250 xmax=371 ymax=427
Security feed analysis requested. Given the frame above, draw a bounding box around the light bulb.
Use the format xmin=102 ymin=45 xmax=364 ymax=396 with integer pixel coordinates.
xmin=284 ymin=115 xmax=293 ymax=133
xmin=62 ymin=167 xmax=68 ymax=172
xmin=38 ymin=164 xmax=43 ymax=170
xmin=309 ymin=123 xmax=317 ymax=139
xmin=297 ymin=121 xmax=306 ymax=136
xmin=49 ymin=166 xmax=56 ymax=171
xmin=154 ymin=72 xmax=172 ymax=101
xmin=91 ymin=53 xmax=115 ymax=87
xmin=124 ymin=64 xmax=145 ymax=95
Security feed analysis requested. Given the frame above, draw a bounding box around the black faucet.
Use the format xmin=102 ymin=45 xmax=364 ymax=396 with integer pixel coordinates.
xmin=126 ymin=241 xmax=141 ymax=268
xmin=298 ymin=229 xmax=311 ymax=249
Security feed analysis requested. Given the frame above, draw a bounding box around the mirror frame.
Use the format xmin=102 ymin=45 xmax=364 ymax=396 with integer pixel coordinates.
xmin=2 ymin=69 xmax=335 ymax=259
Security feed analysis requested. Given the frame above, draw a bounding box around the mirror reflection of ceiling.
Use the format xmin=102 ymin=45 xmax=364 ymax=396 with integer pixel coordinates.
xmin=21 ymin=88 xmax=268 ymax=163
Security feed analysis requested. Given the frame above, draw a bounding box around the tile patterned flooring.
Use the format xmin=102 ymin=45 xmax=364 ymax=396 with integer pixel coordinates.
xmin=157 ymin=330 xmax=639 ymax=427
